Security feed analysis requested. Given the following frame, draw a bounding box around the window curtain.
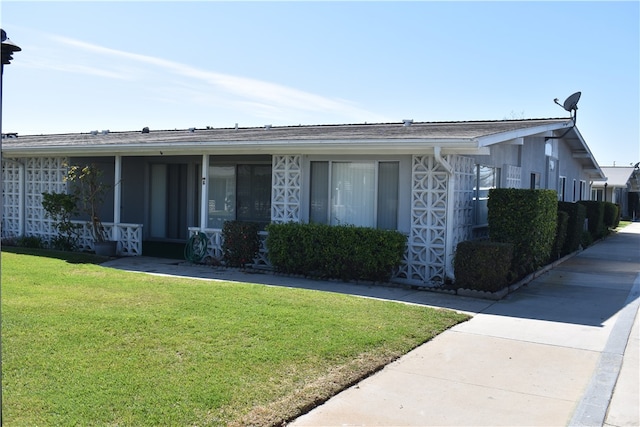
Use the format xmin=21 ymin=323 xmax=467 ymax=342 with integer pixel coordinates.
xmin=331 ymin=162 xmax=375 ymax=227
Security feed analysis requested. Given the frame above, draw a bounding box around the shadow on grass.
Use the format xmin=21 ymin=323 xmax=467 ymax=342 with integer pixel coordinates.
xmin=1 ymin=246 xmax=111 ymax=265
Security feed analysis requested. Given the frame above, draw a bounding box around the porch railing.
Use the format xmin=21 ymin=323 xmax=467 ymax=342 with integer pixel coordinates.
xmin=73 ymin=221 xmax=143 ymax=256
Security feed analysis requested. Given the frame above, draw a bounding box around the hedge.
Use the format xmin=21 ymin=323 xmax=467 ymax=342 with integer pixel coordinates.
xmin=454 ymin=240 xmax=514 ymax=292
xmin=578 ymin=200 xmax=605 ymax=240
xmin=487 ymin=188 xmax=557 ymax=278
xmin=551 ymin=210 xmax=569 ymax=261
xmin=265 ymin=222 xmax=407 ymax=282
xmin=603 ymin=202 xmax=620 ymax=229
xmin=222 ymin=221 xmax=260 ymax=267
xmin=558 ymin=201 xmax=586 ymax=256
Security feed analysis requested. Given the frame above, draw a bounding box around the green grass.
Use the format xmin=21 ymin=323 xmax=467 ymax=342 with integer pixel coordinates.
xmin=1 ymin=249 xmax=469 ymax=426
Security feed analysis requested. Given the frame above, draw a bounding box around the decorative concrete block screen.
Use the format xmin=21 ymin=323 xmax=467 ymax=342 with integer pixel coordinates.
xmin=271 ymin=155 xmax=301 ymax=223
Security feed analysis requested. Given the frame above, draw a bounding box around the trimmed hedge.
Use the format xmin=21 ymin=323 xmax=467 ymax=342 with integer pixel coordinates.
xmin=558 ymin=201 xmax=586 ymax=256
xmin=265 ymin=222 xmax=407 ymax=282
xmin=578 ymin=200 xmax=605 ymax=240
xmin=487 ymin=188 xmax=557 ymax=278
xmin=222 ymin=221 xmax=260 ymax=267
xmin=454 ymin=240 xmax=514 ymax=292
xmin=603 ymin=202 xmax=620 ymax=230
xmin=551 ymin=210 xmax=569 ymax=261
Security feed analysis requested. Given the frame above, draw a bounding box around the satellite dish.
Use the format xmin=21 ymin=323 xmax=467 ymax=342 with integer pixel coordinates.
xmin=562 ymin=91 xmax=581 ymax=112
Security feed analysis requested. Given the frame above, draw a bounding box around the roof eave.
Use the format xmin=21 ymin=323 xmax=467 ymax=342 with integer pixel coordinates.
xmin=1 ymin=138 xmax=485 ymax=157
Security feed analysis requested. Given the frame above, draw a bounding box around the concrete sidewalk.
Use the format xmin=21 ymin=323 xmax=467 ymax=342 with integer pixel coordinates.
xmin=289 ymin=223 xmax=640 ymax=427
xmin=102 ymin=223 xmax=640 ymax=426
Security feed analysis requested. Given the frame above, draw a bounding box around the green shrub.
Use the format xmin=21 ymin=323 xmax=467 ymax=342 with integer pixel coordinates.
xmin=603 ymin=202 xmax=620 ymax=230
xmin=558 ymin=202 xmax=586 ymax=256
xmin=15 ymin=235 xmax=46 ymax=249
xmin=488 ymin=188 xmax=557 ymax=278
xmin=222 ymin=221 xmax=260 ymax=267
xmin=581 ymin=230 xmax=594 ymax=248
xmin=266 ymin=223 xmax=406 ymax=282
xmin=453 ymin=240 xmax=514 ymax=292
xmin=42 ymin=192 xmax=81 ymax=251
xmin=578 ymin=200 xmax=605 ymax=240
xmin=551 ymin=210 xmax=569 ymax=261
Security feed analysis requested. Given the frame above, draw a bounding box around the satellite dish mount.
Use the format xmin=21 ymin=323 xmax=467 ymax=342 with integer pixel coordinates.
xmin=553 ymin=91 xmax=581 ymax=123
xmin=546 ymin=91 xmax=581 ymax=142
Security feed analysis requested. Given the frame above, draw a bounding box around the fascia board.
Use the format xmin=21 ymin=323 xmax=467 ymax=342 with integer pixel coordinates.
xmin=1 ymin=138 xmax=483 ymax=157
xmin=477 ymin=121 xmax=572 ymax=147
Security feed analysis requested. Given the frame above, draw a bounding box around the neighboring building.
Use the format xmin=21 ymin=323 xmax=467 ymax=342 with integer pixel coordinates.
xmin=592 ymin=165 xmax=640 ymax=220
xmin=1 ymin=118 xmax=604 ymax=285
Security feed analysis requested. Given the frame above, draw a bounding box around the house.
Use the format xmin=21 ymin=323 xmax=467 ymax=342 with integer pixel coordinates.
xmin=591 ymin=165 xmax=640 ymax=220
xmin=1 ymin=118 xmax=604 ymax=286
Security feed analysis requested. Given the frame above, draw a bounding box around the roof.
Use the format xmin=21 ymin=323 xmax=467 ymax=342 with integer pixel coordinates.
xmin=592 ymin=167 xmax=636 ymax=188
xmin=0 ymin=118 xmax=573 ymax=157
xmin=2 ymin=117 xmax=603 ymax=179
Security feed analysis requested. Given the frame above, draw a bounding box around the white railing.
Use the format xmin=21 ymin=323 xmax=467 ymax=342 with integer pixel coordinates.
xmin=188 ymin=227 xmax=270 ymax=268
xmin=73 ymin=221 xmax=143 ymax=256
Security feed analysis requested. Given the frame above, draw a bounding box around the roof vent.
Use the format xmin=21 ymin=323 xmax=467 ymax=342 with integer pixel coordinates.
xmin=189 ymin=127 xmax=196 ymax=133
xmin=90 ymin=130 xmax=98 ymax=135
xmin=101 ymin=130 xmax=110 ymax=135
xmin=142 ymin=127 xmax=150 ymax=134
xmin=403 ymin=119 xmax=413 ymax=127
xmin=264 ymin=124 xmax=272 ymax=130
xmin=235 ymin=123 xmax=239 ymax=130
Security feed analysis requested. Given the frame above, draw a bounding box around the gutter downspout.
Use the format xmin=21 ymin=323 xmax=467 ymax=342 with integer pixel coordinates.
xmin=1 ymin=158 xmax=25 ymax=237
xmin=434 ymin=146 xmax=455 ymax=282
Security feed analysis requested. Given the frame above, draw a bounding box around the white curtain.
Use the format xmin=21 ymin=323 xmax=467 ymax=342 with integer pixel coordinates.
xmin=331 ymin=162 xmax=375 ymax=227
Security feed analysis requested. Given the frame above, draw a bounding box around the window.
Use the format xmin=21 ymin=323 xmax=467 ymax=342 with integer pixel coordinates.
xmin=592 ymin=188 xmax=604 ymax=202
xmin=208 ymin=164 xmax=271 ymax=228
xmin=310 ymin=161 xmax=399 ymax=229
xmin=530 ymin=172 xmax=541 ymax=189
xmin=558 ymin=176 xmax=566 ymax=201
xmin=474 ymin=165 xmax=500 ymax=226
xmin=580 ymin=180 xmax=587 ymax=201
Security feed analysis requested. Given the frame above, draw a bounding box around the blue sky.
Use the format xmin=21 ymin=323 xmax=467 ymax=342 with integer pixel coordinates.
xmin=1 ymin=1 xmax=638 ymax=167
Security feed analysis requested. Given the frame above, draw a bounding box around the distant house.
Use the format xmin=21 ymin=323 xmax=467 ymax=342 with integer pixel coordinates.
xmin=1 ymin=118 xmax=604 ymax=285
xmin=592 ymin=165 xmax=640 ymax=220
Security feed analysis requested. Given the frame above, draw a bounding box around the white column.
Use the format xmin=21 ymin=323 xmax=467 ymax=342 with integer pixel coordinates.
xmin=200 ymin=154 xmax=209 ymax=229
xmin=113 ymin=155 xmax=122 ymax=242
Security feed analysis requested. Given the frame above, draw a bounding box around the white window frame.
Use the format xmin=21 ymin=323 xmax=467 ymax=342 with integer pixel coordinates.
xmin=308 ymin=159 xmax=400 ymax=230
xmin=558 ymin=176 xmax=566 ymax=201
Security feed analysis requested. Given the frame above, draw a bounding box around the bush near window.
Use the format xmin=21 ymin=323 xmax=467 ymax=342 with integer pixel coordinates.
xmin=558 ymin=201 xmax=586 ymax=256
xmin=578 ymin=200 xmax=606 ymax=240
xmin=488 ymin=188 xmax=557 ymax=279
xmin=453 ymin=240 xmax=514 ymax=292
xmin=221 ymin=221 xmax=260 ymax=267
xmin=603 ymin=202 xmax=620 ymax=230
xmin=266 ymin=223 xmax=406 ymax=283
xmin=551 ymin=210 xmax=569 ymax=261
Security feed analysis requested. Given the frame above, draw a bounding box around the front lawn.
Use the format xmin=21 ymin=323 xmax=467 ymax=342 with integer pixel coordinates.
xmin=1 ymin=249 xmax=468 ymax=426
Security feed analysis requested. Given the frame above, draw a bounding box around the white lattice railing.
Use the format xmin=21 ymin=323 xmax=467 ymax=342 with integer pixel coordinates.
xmin=188 ymin=227 xmax=271 ymax=268
xmin=73 ymin=221 xmax=143 ymax=256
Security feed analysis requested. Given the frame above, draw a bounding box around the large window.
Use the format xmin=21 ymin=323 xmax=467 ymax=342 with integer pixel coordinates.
xmin=208 ymin=164 xmax=271 ymax=228
xmin=474 ymin=165 xmax=500 ymax=226
xmin=310 ymin=161 xmax=399 ymax=229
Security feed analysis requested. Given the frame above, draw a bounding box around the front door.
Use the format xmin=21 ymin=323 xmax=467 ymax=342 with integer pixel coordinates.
xmin=150 ymin=163 xmax=193 ymax=240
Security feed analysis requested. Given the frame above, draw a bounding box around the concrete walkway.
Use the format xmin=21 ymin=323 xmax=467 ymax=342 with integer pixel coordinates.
xmin=102 ymin=223 xmax=640 ymax=426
